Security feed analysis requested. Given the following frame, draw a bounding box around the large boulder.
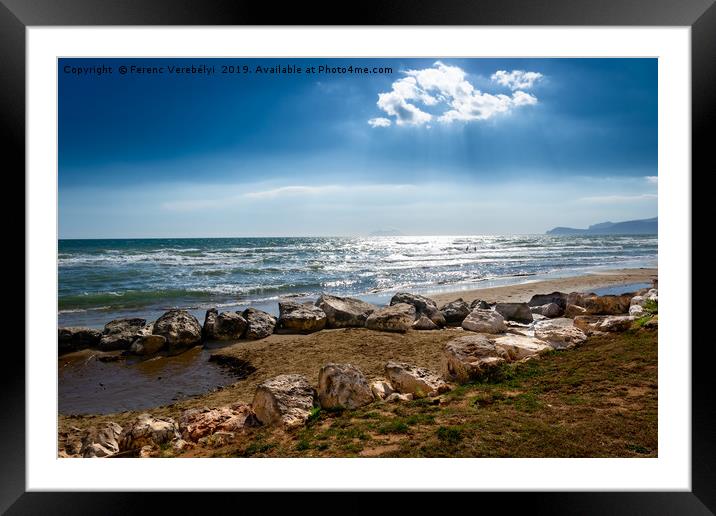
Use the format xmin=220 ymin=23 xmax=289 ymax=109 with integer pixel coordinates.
xmin=629 ymin=304 xmax=647 ymax=317
xmin=412 ymin=315 xmax=439 ymax=330
xmin=461 ymin=309 xmax=506 ymax=334
xmin=494 ymin=302 xmax=533 ymax=323
xmin=119 ymin=413 xmax=180 ymax=452
xmin=370 ymin=380 xmax=394 ymax=400
xmin=530 ymin=303 xmax=562 ymax=318
xmin=277 ymin=301 xmax=327 ymax=334
xmin=252 ymin=374 xmax=317 ymax=428
xmin=179 ymin=404 xmax=259 ymax=442
xmin=242 ymin=308 xmax=277 ymax=339
xmin=58 ymin=327 xmax=102 ymax=354
xmin=129 ymin=334 xmax=167 ymax=356
xmin=365 ymin=303 xmax=416 ymax=333
xmin=214 ymin=312 xmax=247 ymax=340
xmin=390 ymin=292 xmax=446 ymax=327
xmin=533 ymin=318 xmax=588 ymax=349
xmin=493 ymin=334 xmax=552 ymax=360
xmin=385 ymin=361 xmax=450 ymax=397
xmin=152 ymin=310 xmax=202 ymax=349
xmin=440 ymin=298 xmax=471 ymax=325
xmin=441 ymin=334 xmax=508 ymax=383
xmin=598 ymin=315 xmax=635 ymax=332
xmin=528 ymin=292 xmax=568 ymax=311
xmin=630 ymin=295 xmax=646 ymax=308
xmin=573 ymin=315 xmax=605 ymax=335
xmin=564 ymin=304 xmax=588 ymax=318
xmin=318 ymin=363 xmax=375 ymax=409
xmin=582 ymin=294 xmax=631 ymax=315
xmin=80 ymin=422 xmax=123 ymax=458
xmin=99 ymin=318 xmax=147 ymax=351
xmin=315 ymin=294 xmax=377 ymax=328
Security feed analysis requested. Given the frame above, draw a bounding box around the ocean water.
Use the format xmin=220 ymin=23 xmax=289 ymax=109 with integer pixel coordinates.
xmin=58 ymin=235 xmax=657 ymax=328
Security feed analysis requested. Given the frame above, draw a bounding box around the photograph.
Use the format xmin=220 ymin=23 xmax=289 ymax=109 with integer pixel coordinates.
xmin=56 ymin=56 xmax=659 ymax=459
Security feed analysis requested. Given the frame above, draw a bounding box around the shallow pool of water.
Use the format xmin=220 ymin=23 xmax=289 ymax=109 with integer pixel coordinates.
xmin=589 ymin=282 xmax=652 ymax=296
xmin=58 ymin=344 xmax=244 ymax=415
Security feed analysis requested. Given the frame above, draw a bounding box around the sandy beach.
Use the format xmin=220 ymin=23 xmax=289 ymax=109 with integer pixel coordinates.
xmin=430 ymin=267 xmax=657 ymax=306
xmin=59 ymin=267 xmax=657 ymax=438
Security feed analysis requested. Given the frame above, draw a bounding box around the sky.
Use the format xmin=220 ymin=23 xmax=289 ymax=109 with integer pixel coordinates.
xmin=58 ymin=58 xmax=657 ymax=238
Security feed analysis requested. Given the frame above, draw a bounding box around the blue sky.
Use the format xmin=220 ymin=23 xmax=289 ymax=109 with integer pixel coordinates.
xmin=59 ymin=58 xmax=657 ymax=238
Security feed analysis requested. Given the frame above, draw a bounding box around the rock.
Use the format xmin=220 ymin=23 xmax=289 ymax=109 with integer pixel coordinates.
xmin=277 ymin=301 xmax=327 ymax=334
xmin=213 ymin=311 xmax=247 ymax=340
xmin=495 ymin=302 xmax=533 ymax=323
xmin=385 ymin=361 xmax=450 ymax=397
xmin=252 ymin=374 xmax=317 ymax=429
xmin=203 ymin=308 xmax=219 ymax=340
xmin=629 ymin=304 xmax=646 ymax=317
xmin=315 ymin=294 xmax=377 ymax=328
xmin=58 ymin=327 xmax=102 ymax=353
xmin=528 ymin=292 xmax=568 ymax=311
xmin=242 ymin=308 xmax=277 ymax=339
xmin=365 ymin=303 xmax=416 ymax=333
xmin=129 ymin=334 xmax=167 ymax=355
xmin=573 ymin=315 xmax=605 ymax=335
xmin=412 ymin=315 xmax=439 ymax=330
xmin=582 ymin=294 xmax=631 ymax=315
xmin=385 ymin=393 xmax=414 ymax=402
xmin=80 ymin=422 xmax=122 ymax=458
xmin=152 ymin=310 xmax=202 ymax=349
xmin=179 ymin=403 xmax=259 ymax=441
xmin=566 ymin=292 xmax=586 ymax=306
xmin=172 ymin=438 xmax=193 ymax=453
xmin=99 ymin=318 xmax=147 ymax=351
xmin=441 ymin=334 xmax=508 ymax=383
xmin=470 ymin=299 xmax=491 ymax=310
xmin=461 ymin=309 xmax=506 ymax=334
xmin=370 ymin=380 xmax=394 ymax=400
xmin=564 ymin=304 xmax=588 ymax=318
xmin=119 ymin=413 xmax=180 ymax=452
xmin=390 ymin=292 xmax=446 ymax=327
xmin=440 ymin=298 xmax=471 ymax=325
xmin=530 ymin=302 xmax=562 ymax=318
xmin=139 ymin=444 xmax=160 ymax=458
xmin=598 ymin=315 xmax=635 ymax=332
xmin=531 ymin=313 xmax=548 ymax=322
xmin=533 ymin=318 xmax=588 ymax=349
xmin=318 ymin=363 xmax=375 ymax=409
xmin=493 ymin=334 xmax=552 ymax=360
xmin=630 ymin=295 xmax=646 ymax=307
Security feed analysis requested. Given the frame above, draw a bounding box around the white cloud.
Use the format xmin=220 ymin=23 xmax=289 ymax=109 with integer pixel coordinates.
xmin=370 ymin=61 xmax=540 ymax=127
xmin=491 ymin=70 xmax=543 ymax=90
xmin=368 ymin=117 xmax=392 ymax=128
xmin=243 ymin=185 xmax=342 ymax=200
xmin=578 ymin=193 xmax=658 ymax=204
xmin=645 ymin=176 xmax=658 ymax=184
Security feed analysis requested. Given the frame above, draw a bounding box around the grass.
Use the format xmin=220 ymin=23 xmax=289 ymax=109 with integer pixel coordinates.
xmin=201 ymin=328 xmax=658 ymax=458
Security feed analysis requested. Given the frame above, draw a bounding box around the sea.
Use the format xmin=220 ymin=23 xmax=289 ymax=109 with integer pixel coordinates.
xmin=58 ymin=235 xmax=657 ymax=329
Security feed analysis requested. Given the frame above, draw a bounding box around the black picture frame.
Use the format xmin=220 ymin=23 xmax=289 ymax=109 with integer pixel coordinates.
xmin=3 ymin=0 xmax=711 ymax=512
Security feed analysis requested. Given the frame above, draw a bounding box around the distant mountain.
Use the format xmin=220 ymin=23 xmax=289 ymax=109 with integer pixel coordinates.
xmin=546 ymin=217 xmax=657 ymax=235
xmin=369 ymin=228 xmax=404 ymax=236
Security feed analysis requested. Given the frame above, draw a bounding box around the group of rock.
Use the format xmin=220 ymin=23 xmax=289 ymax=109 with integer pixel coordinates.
xmin=60 ymin=285 xmax=657 ymax=458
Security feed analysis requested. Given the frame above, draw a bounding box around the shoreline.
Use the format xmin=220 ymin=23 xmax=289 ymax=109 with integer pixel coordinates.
xmin=58 ymin=266 xmax=657 ymax=329
xmin=429 ymin=267 xmax=657 ymax=306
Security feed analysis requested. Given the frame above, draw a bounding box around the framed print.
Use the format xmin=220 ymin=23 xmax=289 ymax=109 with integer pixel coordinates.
xmin=4 ymin=0 xmax=713 ymax=512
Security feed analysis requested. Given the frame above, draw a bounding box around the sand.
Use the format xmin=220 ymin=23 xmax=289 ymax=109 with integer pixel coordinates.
xmin=430 ymin=267 xmax=657 ymax=306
